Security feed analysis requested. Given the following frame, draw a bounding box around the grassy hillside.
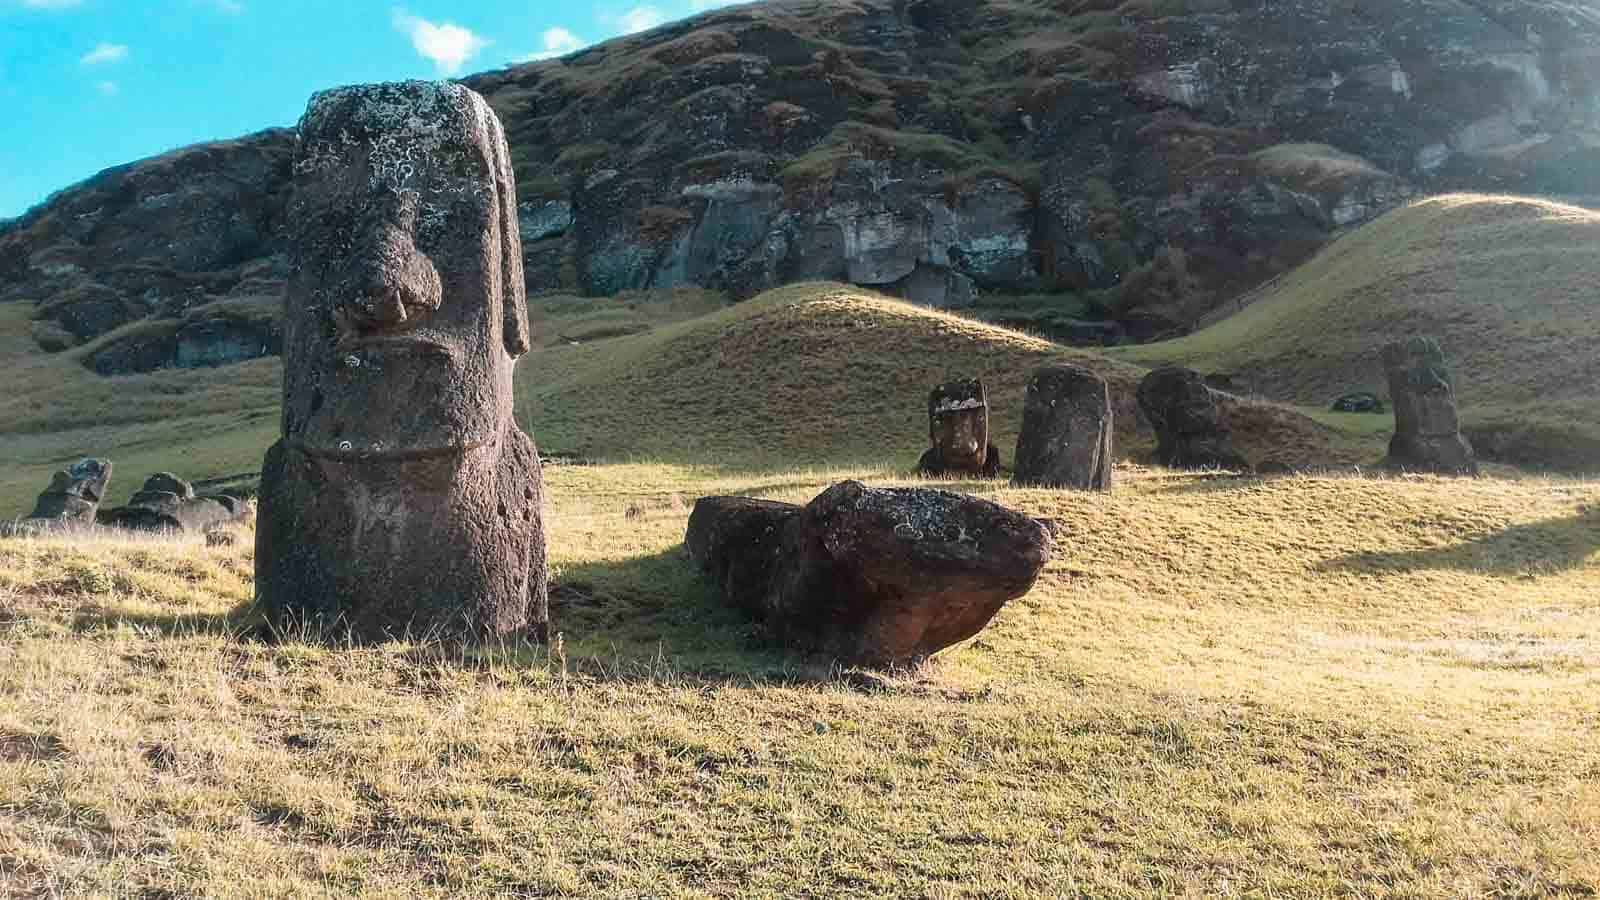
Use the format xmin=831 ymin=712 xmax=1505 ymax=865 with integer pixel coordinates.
xmin=2 ymin=283 xmax=1366 ymax=519
xmin=2 ymin=467 xmax=1596 ymax=896
xmin=519 ymin=283 xmax=1361 ymax=471
xmin=1116 ymin=194 xmax=1600 ymax=471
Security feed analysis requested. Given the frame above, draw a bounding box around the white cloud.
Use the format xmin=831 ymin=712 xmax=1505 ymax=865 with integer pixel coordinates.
xmin=96 ymin=80 xmax=118 ymax=96
xmin=21 ymin=0 xmax=84 ymax=8
xmin=391 ymin=9 xmax=489 ymax=75
xmin=519 ymin=27 xmax=586 ymax=62
xmin=80 ymin=43 xmax=128 ymax=66
xmin=606 ymin=5 xmax=665 ymax=35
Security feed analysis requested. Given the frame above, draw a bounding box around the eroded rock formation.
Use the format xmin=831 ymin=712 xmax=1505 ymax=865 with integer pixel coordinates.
xmin=254 ymin=81 xmax=550 ymax=642
xmin=1012 ymin=365 xmax=1113 ymax=490
xmin=686 ymin=480 xmax=1053 ymax=667
xmin=917 ymin=378 xmax=1001 ymax=477
xmin=1381 ymin=337 xmax=1478 ymax=476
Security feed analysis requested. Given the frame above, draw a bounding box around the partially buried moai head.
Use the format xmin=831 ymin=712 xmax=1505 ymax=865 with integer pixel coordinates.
xmin=282 ymin=81 xmax=529 ymax=461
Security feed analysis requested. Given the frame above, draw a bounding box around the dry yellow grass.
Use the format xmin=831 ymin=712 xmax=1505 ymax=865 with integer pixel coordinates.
xmin=1 ymin=464 xmax=1597 ymax=897
xmin=1117 ymin=193 xmax=1600 ymax=470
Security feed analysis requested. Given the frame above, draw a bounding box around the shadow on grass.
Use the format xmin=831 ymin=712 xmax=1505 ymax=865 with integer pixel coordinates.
xmin=73 ymin=599 xmax=265 ymax=638
xmin=68 ymin=545 xmax=902 ymax=690
xmin=1322 ymin=505 xmax=1600 ymax=577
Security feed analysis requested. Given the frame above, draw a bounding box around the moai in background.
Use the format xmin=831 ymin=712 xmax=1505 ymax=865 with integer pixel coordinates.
xmin=917 ymin=378 xmax=1001 ymax=477
xmin=255 ymin=81 xmax=549 ymax=641
xmin=1012 ymin=365 xmax=1113 ymax=490
xmin=1381 ymin=337 xmax=1478 ymax=476
xmin=25 ymin=458 xmax=112 ymax=526
xmin=99 ymin=472 xmax=247 ymax=533
xmin=1137 ymin=366 xmax=1250 ymax=471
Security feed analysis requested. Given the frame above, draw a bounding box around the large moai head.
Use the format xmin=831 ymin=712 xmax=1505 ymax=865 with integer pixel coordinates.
xmin=1137 ymin=366 xmax=1221 ymax=437
xmin=1012 ymin=365 xmax=1113 ymax=490
xmin=1382 ymin=337 xmax=1459 ymax=437
xmin=927 ymin=378 xmax=990 ymax=472
xmin=283 ymin=81 xmax=529 ymax=462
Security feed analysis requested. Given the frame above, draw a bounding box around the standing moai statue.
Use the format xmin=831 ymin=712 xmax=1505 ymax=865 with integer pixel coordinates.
xmin=255 ymin=81 xmax=549 ymax=641
xmin=1381 ymin=337 xmax=1477 ymax=476
xmin=25 ymin=458 xmax=112 ymax=525
xmin=917 ymin=378 xmax=1002 ymax=477
xmin=1137 ymin=366 xmax=1250 ymax=471
xmin=1012 ymin=365 xmax=1113 ymax=490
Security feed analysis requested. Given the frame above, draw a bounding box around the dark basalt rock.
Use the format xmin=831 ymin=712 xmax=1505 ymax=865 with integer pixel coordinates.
xmin=686 ymin=480 xmax=1053 ymax=667
xmin=26 ymin=458 xmax=113 ymax=525
xmin=98 ymin=472 xmax=248 ymax=533
xmin=916 ymin=378 xmax=1000 ymax=478
xmin=1332 ymin=391 xmax=1386 ymax=414
xmin=1137 ymin=366 xmax=1251 ymax=471
xmin=254 ymin=81 xmax=550 ymax=643
xmin=1012 ymin=365 xmax=1113 ymax=491
xmin=1381 ymin=337 xmax=1478 ymax=476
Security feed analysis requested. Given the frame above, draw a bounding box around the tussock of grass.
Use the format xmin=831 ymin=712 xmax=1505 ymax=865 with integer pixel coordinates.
xmin=1116 ymin=193 xmax=1600 ymax=471
xmin=1 ymin=467 xmax=1596 ymax=895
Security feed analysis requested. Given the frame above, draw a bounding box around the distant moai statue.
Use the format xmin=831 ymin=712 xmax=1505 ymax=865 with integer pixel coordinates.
xmin=917 ymin=378 xmax=1002 ymax=477
xmin=255 ymin=81 xmax=549 ymax=641
xmin=99 ymin=472 xmax=247 ymax=533
xmin=1137 ymin=366 xmax=1250 ymax=471
xmin=1012 ymin=365 xmax=1113 ymax=490
xmin=26 ymin=458 xmax=112 ymax=525
xmin=1381 ymin=337 xmax=1478 ymax=476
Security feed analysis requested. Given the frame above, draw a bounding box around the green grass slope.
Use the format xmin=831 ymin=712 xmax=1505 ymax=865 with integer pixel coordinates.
xmin=518 ymin=283 xmax=1355 ymax=470
xmin=1116 ymin=193 xmax=1600 ymax=470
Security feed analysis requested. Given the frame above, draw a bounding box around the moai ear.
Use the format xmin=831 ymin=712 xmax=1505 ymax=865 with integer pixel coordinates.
xmin=489 ymin=114 xmax=532 ymax=357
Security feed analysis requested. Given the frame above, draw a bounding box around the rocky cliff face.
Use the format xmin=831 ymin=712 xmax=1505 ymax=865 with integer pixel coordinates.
xmin=3 ymin=0 xmax=1598 ymax=373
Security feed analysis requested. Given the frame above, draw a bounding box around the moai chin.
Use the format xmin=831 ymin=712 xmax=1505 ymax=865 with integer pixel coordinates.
xmin=255 ymin=81 xmax=549 ymax=641
xmin=1381 ymin=337 xmax=1478 ymax=476
xmin=917 ymin=378 xmax=1001 ymax=477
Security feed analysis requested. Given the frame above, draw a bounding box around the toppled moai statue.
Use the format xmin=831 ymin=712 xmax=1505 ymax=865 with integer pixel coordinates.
xmin=917 ymin=379 xmax=1001 ymax=477
xmin=1381 ymin=337 xmax=1477 ymax=476
xmin=1012 ymin=365 xmax=1113 ymax=490
xmin=255 ymin=81 xmax=549 ymax=642
xmin=99 ymin=472 xmax=247 ymax=533
xmin=1137 ymin=366 xmax=1250 ymax=471
xmin=686 ymin=481 xmax=1053 ymax=667
xmin=26 ymin=458 xmax=113 ymax=526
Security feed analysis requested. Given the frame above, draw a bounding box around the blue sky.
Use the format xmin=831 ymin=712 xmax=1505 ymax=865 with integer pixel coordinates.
xmin=0 ymin=0 xmax=743 ymax=219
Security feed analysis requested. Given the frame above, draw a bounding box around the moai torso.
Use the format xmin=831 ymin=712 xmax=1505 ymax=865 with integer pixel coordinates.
xmin=27 ymin=458 xmax=112 ymax=524
xmin=1381 ymin=337 xmax=1477 ymax=475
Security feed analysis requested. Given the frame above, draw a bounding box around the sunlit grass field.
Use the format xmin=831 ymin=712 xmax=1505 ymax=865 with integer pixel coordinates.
xmin=1 ymin=465 xmax=1596 ymax=896
xmin=2 ymin=199 xmax=1599 ymax=895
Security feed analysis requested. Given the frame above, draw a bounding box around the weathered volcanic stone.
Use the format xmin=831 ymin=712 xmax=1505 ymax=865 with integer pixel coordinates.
xmin=686 ymin=480 xmax=1053 ymax=667
xmin=1012 ymin=365 xmax=1113 ymax=490
xmin=255 ymin=81 xmax=549 ymax=642
xmin=1137 ymin=366 xmax=1250 ymax=471
xmin=1381 ymin=337 xmax=1478 ymax=476
xmin=916 ymin=378 xmax=1001 ymax=477
xmin=26 ymin=458 xmax=113 ymax=524
xmin=99 ymin=473 xmax=248 ymax=533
